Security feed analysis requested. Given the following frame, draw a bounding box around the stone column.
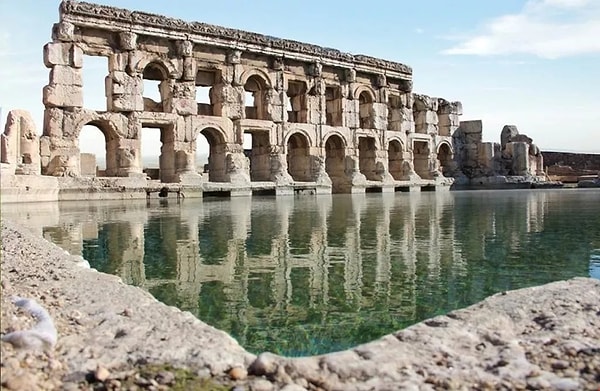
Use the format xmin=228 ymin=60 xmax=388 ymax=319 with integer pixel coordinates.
xmin=437 ymin=99 xmax=462 ymax=137
xmin=401 ymin=93 xmax=415 ymax=134
xmin=106 ymin=32 xmax=144 ymax=112
xmin=41 ymin=23 xmax=84 ymax=176
xmin=413 ymin=94 xmax=439 ymax=135
xmin=269 ymin=145 xmax=293 ymax=185
xmin=225 ymin=144 xmax=250 ymax=184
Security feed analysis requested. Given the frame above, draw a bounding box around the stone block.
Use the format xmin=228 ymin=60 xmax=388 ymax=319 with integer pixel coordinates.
xmin=43 ymin=108 xmax=64 ymax=137
xmin=108 ymin=53 xmax=128 ymax=72
xmin=52 ymin=22 xmax=75 ymax=42
xmin=181 ymin=57 xmax=196 ymax=81
xmin=119 ymin=32 xmax=137 ymax=51
xmin=111 ymin=94 xmax=144 ymax=112
xmin=501 ymin=125 xmax=519 ymax=149
xmin=43 ymin=42 xmax=71 ymax=67
xmin=401 ymin=119 xmax=415 ymax=134
xmin=80 ymin=153 xmax=97 ymax=176
xmin=72 ymin=45 xmax=83 ymax=68
xmin=415 ymin=110 xmax=438 ymax=126
xmin=43 ymin=84 xmax=83 ymax=108
xmin=172 ymin=98 xmax=198 ymax=116
xmin=458 ymin=120 xmax=482 ymax=135
xmin=49 ymin=65 xmax=83 ymax=86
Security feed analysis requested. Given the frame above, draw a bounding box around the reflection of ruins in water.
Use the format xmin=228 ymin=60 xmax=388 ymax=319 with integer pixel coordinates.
xmin=4 ymin=189 xmax=598 ymax=354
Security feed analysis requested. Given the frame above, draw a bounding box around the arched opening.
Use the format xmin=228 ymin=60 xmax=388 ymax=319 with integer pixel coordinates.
xmin=388 ymin=140 xmax=404 ymax=180
xmin=437 ymin=143 xmax=453 ymax=176
xmin=325 ymin=86 xmax=343 ymax=127
xmin=286 ymin=80 xmax=307 ymax=123
xmin=142 ymin=62 xmax=169 ymax=113
xmin=325 ymin=135 xmax=346 ymax=190
xmin=244 ymin=130 xmax=271 ymax=181
xmin=196 ymin=69 xmax=217 ymax=116
xmin=358 ymin=90 xmax=374 ymax=129
xmin=358 ymin=137 xmax=378 ymax=180
xmin=141 ymin=123 xmax=175 ymax=182
xmin=199 ymin=127 xmax=227 ymax=182
xmin=79 ymin=123 xmax=108 ymax=176
xmin=244 ymin=75 xmax=269 ymax=120
xmin=195 ymin=134 xmax=210 ymax=175
xmin=287 ymin=133 xmax=311 ymax=182
xmin=413 ymin=141 xmax=431 ymax=179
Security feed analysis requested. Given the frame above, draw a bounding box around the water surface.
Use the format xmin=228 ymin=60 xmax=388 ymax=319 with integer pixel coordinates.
xmin=4 ymin=189 xmax=600 ymax=356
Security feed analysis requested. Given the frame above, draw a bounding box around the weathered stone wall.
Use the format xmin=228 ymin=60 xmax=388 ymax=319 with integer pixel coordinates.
xmin=32 ymin=0 xmax=461 ymax=192
xmin=543 ymin=151 xmax=600 ymax=172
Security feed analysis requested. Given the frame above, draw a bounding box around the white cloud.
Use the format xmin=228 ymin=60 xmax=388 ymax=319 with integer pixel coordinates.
xmin=442 ymin=0 xmax=600 ymax=58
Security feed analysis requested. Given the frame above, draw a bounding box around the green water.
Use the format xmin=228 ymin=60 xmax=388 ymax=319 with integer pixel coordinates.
xmin=5 ymin=189 xmax=600 ymax=356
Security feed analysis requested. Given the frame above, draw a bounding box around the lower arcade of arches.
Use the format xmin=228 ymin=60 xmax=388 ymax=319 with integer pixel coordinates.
xmin=46 ymin=113 xmax=455 ymax=194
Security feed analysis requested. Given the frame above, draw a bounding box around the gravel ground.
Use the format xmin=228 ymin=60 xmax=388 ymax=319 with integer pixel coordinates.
xmin=1 ymin=219 xmax=599 ymax=390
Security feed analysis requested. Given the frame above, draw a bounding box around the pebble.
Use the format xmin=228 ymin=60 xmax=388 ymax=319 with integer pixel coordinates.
xmin=155 ymin=370 xmax=175 ymax=385
xmin=1 ymin=374 xmax=38 ymax=390
xmin=280 ymin=384 xmax=308 ymax=391
xmin=250 ymin=379 xmax=274 ymax=391
xmin=249 ymin=353 xmax=278 ymax=376
xmin=550 ymin=378 xmax=580 ymax=391
xmin=229 ymin=366 xmax=248 ymax=380
xmin=95 ymin=365 xmax=111 ymax=382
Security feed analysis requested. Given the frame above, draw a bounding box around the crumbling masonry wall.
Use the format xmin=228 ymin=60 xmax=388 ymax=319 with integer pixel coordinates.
xmin=37 ymin=1 xmax=461 ymax=192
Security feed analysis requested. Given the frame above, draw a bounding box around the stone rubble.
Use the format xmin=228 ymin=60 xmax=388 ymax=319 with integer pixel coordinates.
xmin=1 ymin=219 xmax=599 ymax=390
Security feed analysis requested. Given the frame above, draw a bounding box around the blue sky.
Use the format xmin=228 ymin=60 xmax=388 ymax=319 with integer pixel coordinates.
xmin=0 ymin=0 xmax=598 ymax=155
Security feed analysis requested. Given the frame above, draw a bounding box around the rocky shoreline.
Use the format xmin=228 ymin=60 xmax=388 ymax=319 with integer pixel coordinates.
xmin=1 ymin=220 xmax=599 ymax=390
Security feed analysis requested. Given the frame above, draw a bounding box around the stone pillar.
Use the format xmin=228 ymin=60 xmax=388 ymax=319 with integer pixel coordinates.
xmin=43 ymin=42 xmax=83 ymax=109
xmin=413 ymin=94 xmax=439 ymax=135
xmin=224 ymin=144 xmax=250 ymax=184
xmin=478 ymin=142 xmax=496 ymax=175
xmin=115 ymin=138 xmax=143 ymax=177
xmin=509 ymin=142 xmax=530 ymax=176
xmin=437 ymin=99 xmax=462 ymax=137
xmin=269 ymin=146 xmax=293 ymax=184
xmin=400 ymin=93 xmax=415 ymax=134
xmin=1 ymin=110 xmax=41 ymax=175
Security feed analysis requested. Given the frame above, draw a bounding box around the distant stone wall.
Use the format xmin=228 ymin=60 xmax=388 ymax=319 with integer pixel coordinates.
xmin=543 ymin=151 xmax=600 ymax=172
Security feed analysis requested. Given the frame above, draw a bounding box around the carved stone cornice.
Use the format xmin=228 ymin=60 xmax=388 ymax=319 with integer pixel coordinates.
xmin=60 ymin=1 xmax=412 ymax=76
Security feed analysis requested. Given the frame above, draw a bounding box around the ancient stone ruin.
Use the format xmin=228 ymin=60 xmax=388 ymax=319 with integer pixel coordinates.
xmin=452 ymin=121 xmax=547 ymax=188
xmin=1 ymin=0 xmax=466 ymax=195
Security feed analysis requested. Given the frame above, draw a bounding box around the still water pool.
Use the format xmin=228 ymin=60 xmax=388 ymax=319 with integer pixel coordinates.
xmin=4 ymin=189 xmax=600 ymax=356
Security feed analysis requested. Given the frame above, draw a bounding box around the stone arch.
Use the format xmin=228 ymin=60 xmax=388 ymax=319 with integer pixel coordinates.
xmin=286 ymin=132 xmax=311 ymax=182
xmin=352 ymin=85 xmax=377 ymax=102
xmin=72 ymin=112 xmax=120 ymax=141
xmin=356 ymin=87 xmax=376 ymax=129
xmin=284 ymin=128 xmax=315 ymax=151
xmin=140 ymin=59 xmax=173 ymax=113
xmin=195 ymin=125 xmax=228 ymax=182
xmin=437 ymin=141 xmax=453 ymax=176
xmin=388 ymin=138 xmax=405 ymax=180
xmin=77 ymin=119 xmax=120 ymax=177
xmin=242 ymin=71 xmax=272 ymax=120
xmin=240 ymin=69 xmax=273 ymax=89
xmin=324 ymin=134 xmax=346 ymax=190
xmin=134 ymin=55 xmax=179 ymax=79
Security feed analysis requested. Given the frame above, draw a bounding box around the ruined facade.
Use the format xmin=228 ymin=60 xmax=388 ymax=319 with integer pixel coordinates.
xmin=34 ymin=0 xmax=461 ymax=193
